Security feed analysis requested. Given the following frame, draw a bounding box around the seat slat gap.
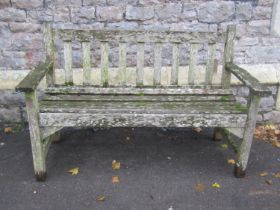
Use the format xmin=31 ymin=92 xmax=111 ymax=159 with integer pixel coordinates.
xmin=82 ymin=41 xmax=91 ymax=85
xmin=119 ymin=42 xmax=127 ymax=86
xmin=205 ymin=43 xmax=216 ymax=85
xmin=101 ymin=41 xmax=109 ymax=87
xmin=154 ymin=42 xmax=162 ymax=86
xmin=171 ymin=42 xmax=180 ymax=85
xmin=188 ymin=43 xmax=199 ymax=85
xmin=136 ymin=42 xmax=144 ymax=86
xmin=63 ymin=41 xmax=73 ymax=84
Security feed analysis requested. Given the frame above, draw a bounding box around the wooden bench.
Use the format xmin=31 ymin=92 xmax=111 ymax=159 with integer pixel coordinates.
xmin=16 ymin=23 xmax=271 ymax=181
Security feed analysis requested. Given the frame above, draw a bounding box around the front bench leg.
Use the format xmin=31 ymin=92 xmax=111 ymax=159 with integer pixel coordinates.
xmin=235 ymin=93 xmax=260 ymax=178
xmin=25 ymin=91 xmax=46 ymax=181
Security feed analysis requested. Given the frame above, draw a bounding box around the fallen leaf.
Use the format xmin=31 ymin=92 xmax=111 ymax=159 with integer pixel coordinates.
xmin=274 ymin=130 xmax=280 ymax=135
xmin=193 ymin=127 xmax=203 ymax=133
xmin=68 ymin=167 xmax=79 ymax=175
xmin=259 ymin=172 xmax=269 ymax=177
xmin=220 ymin=144 xmax=228 ymax=149
xmin=195 ymin=183 xmax=205 ymax=192
xmin=265 ymin=124 xmax=276 ymax=130
xmin=227 ymin=159 xmax=236 ymax=165
xmin=112 ymin=160 xmax=121 ymax=170
xmin=273 ymin=172 xmax=280 ymax=178
xmin=265 ymin=180 xmax=272 ymax=185
xmin=272 ymin=140 xmax=280 ymax=148
xmin=97 ymin=195 xmax=106 ymax=201
xmin=4 ymin=127 xmax=13 ymax=134
xmin=112 ymin=176 xmax=120 ymax=184
xmin=212 ymin=182 xmax=221 ymax=188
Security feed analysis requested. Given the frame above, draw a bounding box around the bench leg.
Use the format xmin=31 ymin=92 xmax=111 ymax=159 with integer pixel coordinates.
xmin=213 ymin=127 xmax=223 ymax=141
xmin=51 ymin=131 xmax=61 ymax=144
xmin=235 ymin=94 xmax=260 ymax=178
xmin=25 ymin=91 xmax=47 ymax=181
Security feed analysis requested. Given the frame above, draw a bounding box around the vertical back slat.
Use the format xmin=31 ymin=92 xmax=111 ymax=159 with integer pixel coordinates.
xmin=82 ymin=42 xmax=91 ymax=85
xmin=43 ymin=22 xmax=55 ymax=86
xmin=171 ymin=42 xmax=180 ymax=85
xmin=205 ymin=43 xmax=216 ymax=85
xmin=136 ymin=42 xmax=144 ymax=86
xmin=154 ymin=42 xmax=162 ymax=86
xmin=188 ymin=43 xmax=198 ymax=85
xmin=101 ymin=41 xmax=109 ymax=87
xmin=119 ymin=42 xmax=127 ymax=85
xmin=64 ymin=41 xmax=73 ymax=84
xmin=221 ymin=25 xmax=236 ymax=88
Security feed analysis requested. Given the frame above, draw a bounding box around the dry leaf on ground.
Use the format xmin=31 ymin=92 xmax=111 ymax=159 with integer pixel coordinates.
xmin=112 ymin=176 xmax=120 ymax=184
xmin=195 ymin=183 xmax=205 ymax=192
xmin=227 ymin=159 xmax=236 ymax=165
xmin=220 ymin=144 xmax=228 ymax=149
xmin=4 ymin=127 xmax=13 ymax=134
xmin=273 ymin=172 xmax=280 ymax=178
xmin=193 ymin=127 xmax=203 ymax=133
xmin=212 ymin=182 xmax=221 ymax=188
xmin=272 ymin=139 xmax=280 ymax=148
xmin=67 ymin=167 xmax=79 ymax=175
xmin=259 ymin=172 xmax=269 ymax=177
xmin=97 ymin=195 xmax=106 ymax=201
xmin=112 ymin=160 xmax=121 ymax=170
xmin=265 ymin=180 xmax=273 ymax=185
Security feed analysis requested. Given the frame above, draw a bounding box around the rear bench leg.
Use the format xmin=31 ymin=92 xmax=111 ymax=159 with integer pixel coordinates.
xmin=213 ymin=127 xmax=223 ymax=141
xmin=235 ymin=93 xmax=260 ymax=178
xmin=25 ymin=91 xmax=46 ymax=181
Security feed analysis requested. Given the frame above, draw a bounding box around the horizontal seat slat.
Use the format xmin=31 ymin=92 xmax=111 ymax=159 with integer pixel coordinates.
xmin=43 ymin=94 xmax=235 ymax=102
xmin=39 ymin=113 xmax=247 ymax=128
xmin=45 ymin=86 xmax=233 ymax=95
xmin=40 ymin=101 xmax=245 ymax=114
xmin=56 ymin=29 xmax=222 ymax=43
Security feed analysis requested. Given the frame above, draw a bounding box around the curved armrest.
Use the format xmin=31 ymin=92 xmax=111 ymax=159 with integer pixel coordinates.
xmin=15 ymin=58 xmax=53 ymax=92
xmin=226 ymin=62 xmax=272 ymax=97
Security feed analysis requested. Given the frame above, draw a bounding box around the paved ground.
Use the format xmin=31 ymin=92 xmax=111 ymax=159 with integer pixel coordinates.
xmin=0 ymin=127 xmax=280 ymax=210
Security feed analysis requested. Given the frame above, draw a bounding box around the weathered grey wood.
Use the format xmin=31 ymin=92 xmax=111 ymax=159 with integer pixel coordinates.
xmin=41 ymin=126 xmax=63 ymax=139
xmin=40 ymin=112 xmax=247 ymax=128
xmin=119 ymin=42 xmax=127 ymax=85
xmin=16 ymin=58 xmax=53 ymax=92
xmin=205 ymin=43 xmax=216 ymax=85
xmin=235 ymin=93 xmax=261 ymax=177
xmin=226 ymin=63 xmax=271 ymax=97
xmin=82 ymin=41 xmax=91 ymax=85
xmin=25 ymin=91 xmax=46 ymax=181
xmin=216 ymin=127 xmax=244 ymax=154
xmin=101 ymin=41 xmax=109 ymax=87
xmin=188 ymin=43 xmax=199 ymax=85
xmin=154 ymin=42 xmax=162 ymax=85
xmin=56 ymin=29 xmax=221 ymax=43
xmin=43 ymin=94 xmax=235 ymax=102
xmin=221 ymin=25 xmax=236 ymax=88
xmin=64 ymin=41 xmax=73 ymax=84
xmin=136 ymin=42 xmax=144 ymax=86
xmin=42 ymin=131 xmax=61 ymax=158
xmin=171 ymin=43 xmax=180 ymax=85
xmin=45 ymin=86 xmax=233 ymax=95
xmin=43 ymin=22 xmax=55 ymax=86
xmin=40 ymin=100 xmax=244 ymax=114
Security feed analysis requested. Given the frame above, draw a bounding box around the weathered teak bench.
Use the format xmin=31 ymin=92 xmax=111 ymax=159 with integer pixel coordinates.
xmin=16 ymin=23 xmax=271 ymax=181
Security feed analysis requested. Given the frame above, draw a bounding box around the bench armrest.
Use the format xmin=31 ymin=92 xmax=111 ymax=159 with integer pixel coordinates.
xmin=226 ymin=62 xmax=271 ymax=97
xmin=15 ymin=58 xmax=53 ymax=92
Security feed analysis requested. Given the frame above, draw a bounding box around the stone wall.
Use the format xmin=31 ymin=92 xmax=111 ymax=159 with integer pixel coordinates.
xmin=0 ymin=0 xmax=280 ymax=69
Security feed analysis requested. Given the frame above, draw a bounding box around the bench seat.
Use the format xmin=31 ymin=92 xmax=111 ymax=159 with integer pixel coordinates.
xmin=39 ymin=86 xmax=247 ymax=128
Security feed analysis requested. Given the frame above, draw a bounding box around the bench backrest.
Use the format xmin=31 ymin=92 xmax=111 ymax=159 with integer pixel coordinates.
xmin=43 ymin=23 xmax=236 ymax=88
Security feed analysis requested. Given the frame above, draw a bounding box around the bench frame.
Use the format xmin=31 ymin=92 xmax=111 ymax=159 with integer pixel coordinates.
xmin=16 ymin=23 xmax=271 ymax=181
